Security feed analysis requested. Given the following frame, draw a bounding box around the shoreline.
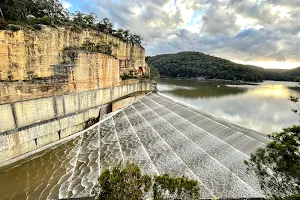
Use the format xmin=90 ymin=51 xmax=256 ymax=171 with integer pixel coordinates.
xmin=158 ymin=77 xmax=261 ymax=85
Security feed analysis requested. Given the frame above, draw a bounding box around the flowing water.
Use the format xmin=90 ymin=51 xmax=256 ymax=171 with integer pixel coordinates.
xmin=157 ymin=79 xmax=300 ymax=134
xmin=0 ymin=90 xmax=275 ymax=199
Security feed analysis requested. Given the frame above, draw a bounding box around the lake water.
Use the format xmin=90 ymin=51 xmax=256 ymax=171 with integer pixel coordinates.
xmin=157 ymin=79 xmax=300 ymax=134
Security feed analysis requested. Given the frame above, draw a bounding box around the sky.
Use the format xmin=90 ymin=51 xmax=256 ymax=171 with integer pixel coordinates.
xmin=61 ymin=0 xmax=300 ymax=69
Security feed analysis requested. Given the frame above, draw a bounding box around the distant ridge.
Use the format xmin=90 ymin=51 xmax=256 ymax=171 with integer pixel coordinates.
xmin=147 ymin=51 xmax=300 ymax=82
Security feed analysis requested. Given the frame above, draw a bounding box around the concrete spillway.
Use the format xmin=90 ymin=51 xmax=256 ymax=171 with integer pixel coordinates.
xmin=0 ymin=93 xmax=270 ymax=199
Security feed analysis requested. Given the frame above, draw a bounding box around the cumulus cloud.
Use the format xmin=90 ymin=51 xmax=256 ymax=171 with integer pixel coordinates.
xmin=66 ymin=0 xmax=300 ymax=69
xmin=61 ymin=0 xmax=72 ymax=9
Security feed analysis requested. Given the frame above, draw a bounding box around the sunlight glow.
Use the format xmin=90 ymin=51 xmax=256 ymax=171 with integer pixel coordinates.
xmin=249 ymin=84 xmax=291 ymax=98
xmin=233 ymin=60 xmax=300 ymax=69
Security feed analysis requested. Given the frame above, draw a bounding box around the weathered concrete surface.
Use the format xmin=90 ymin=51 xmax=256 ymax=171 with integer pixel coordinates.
xmin=0 ymin=81 xmax=152 ymax=164
xmin=112 ymin=93 xmax=145 ymax=112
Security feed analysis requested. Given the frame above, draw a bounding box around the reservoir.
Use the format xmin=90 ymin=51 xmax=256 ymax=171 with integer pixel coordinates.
xmin=157 ymin=79 xmax=300 ymax=134
xmin=1 ymin=80 xmax=291 ymax=199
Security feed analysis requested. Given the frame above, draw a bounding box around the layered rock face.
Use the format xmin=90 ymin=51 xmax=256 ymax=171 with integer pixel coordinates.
xmin=0 ymin=27 xmax=148 ymax=103
xmin=0 ymin=27 xmax=151 ymax=163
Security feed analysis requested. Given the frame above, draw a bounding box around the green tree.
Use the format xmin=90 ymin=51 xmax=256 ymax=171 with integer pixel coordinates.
xmin=123 ymin=29 xmax=131 ymax=42
xmin=92 ymin=162 xmax=200 ymax=200
xmin=96 ymin=18 xmax=113 ymax=34
xmin=130 ymin=34 xmax=143 ymax=45
xmin=0 ymin=0 xmax=143 ymax=45
xmin=113 ymin=28 xmax=125 ymax=39
xmin=0 ymin=0 xmax=67 ymax=23
xmin=72 ymin=11 xmax=86 ymax=28
xmin=147 ymin=52 xmax=300 ymax=82
xmin=153 ymin=174 xmax=200 ymax=200
xmin=83 ymin=12 xmax=97 ymax=28
xmin=92 ymin=162 xmax=152 ymax=200
xmin=149 ymin=65 xmax=160 ymax=80
xmin=245 ymin=97 xmax=300 ymax=199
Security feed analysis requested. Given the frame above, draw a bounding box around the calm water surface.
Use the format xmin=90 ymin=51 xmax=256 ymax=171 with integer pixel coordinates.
xmin=157 ymin=79 xmax=300 ymax=134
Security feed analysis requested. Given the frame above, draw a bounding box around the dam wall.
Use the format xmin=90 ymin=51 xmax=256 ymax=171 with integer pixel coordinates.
xmin=0 ymin=81 xmax=152 ymax=164
xmin=0 ymin=26 xmax=152 ymax=164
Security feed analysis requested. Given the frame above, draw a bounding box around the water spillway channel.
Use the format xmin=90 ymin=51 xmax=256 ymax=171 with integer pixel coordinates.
xmin=0 ymin=93 xmax=270 ymax=199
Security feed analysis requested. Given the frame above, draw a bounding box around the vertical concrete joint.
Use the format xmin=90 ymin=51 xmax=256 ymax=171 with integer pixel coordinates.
xmin=11 ymin=103 xmax=18 ymax=129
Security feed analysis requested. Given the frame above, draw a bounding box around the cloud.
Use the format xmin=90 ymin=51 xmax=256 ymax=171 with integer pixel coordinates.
xmin=61 ymin=0 xmax=72 ymax=9
xmin=66 ymin=0 xmax=300 ymax=69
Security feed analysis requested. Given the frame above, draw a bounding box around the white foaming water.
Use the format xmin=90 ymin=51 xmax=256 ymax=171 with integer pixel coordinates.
xmin=0 ymin=94 xmax=269 ymax=199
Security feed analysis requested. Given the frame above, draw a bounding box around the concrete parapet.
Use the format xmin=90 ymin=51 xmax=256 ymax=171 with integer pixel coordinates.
xmin=0 ymin=104 xmax=16 ymax=132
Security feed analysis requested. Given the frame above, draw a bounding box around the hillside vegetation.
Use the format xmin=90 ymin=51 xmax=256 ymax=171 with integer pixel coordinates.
xmin=147 ymin=52 xmax=300 ymax=82
xmin=0 ymin=0 xmax=142 ymax=45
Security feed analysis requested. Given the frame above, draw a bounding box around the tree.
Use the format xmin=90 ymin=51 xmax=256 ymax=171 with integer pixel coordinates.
xmin=290 ymin=96 xmax=300 ymax=115
xmin=123 ymin=29 xmax=130 ymax=42
xmin=0 ymin=1 xmax=143 ymax=45
xmin=130 ymin=34 xmax=143 ymax=45
xmin=147 ymin=52 xmax=300 ymax=82
xmin=72 ymin=11 xmax=86 ymax=28
xmin=148 ymin=64 xmax=160 ymax=80
xmin=0 ymin=0 xmax=67 ymax=23
xmin=92 ymin=162 xmax=152 ymax=200
xmin=83 ymin=12 xmax=97 ymax=28
xmin=96 ymin=18 xmax=113 ymax=34
xmin=92 ymin=162 xmax=200 ymax=200
xmin=245 ymin=97 xmax=300 ymax=199
xmin=153 ymin=174 xmax=200 ymax=200
xmin=113 ymin=28 xmax=124 ymax=39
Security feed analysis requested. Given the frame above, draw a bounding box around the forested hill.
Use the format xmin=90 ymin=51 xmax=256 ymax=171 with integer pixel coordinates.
xmin=146 ymin=52 xmax=300 ymax=82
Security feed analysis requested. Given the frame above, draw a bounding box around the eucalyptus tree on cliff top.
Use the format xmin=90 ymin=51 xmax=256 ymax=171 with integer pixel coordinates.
xmin=0 ymin=0 xmax=143 ymax=45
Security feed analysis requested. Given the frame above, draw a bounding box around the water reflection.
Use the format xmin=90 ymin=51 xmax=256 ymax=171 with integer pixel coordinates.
xmin=157 ymin=79 xmax=300 ymax=134
xmin=158 ymin=79 xmax=247 ymax=98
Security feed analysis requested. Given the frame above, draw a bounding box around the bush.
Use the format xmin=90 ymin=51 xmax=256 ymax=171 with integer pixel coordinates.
xmin=92 ymin=162 xmax=200 ymax=200
xmin=8 ymin=24 xmax=21 ymax=31
xmin=153 ymin=174 xmax=200 ymax=200
xmin=0 ymin=1 xmax=143 ymax=44
xmin=245 ymin=126 xmax=300 ymax=199
xmin=92 ymin=162 xmax=152 ymax=200
xmin=64 ymin=39 xmax=115 ymax=55
xmin=0 ymin=19 xmax=8 ymax=30
xmin=149 ymin=65 xmax=160 ymax=80
xmin=40 ymin=16 xmax=52 ymax=25
xmin=120 ymin=74 xmax=132 ymax=80
xmin=28 ymin=16 xmax=52 ymax=26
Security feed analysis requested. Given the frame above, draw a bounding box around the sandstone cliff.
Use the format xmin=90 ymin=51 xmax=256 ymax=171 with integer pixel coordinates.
xmin=0 ymin=26 xmax=149 ymax=103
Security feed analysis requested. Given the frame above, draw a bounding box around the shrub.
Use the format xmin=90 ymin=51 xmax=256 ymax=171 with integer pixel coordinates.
xmin=245 ymin=126 xmax=300 ymax=199
xmin=65 ymin=39 xmax=115 ymax=55
xmin=40 ymin=16 xmax=52 ymax=25
xmin=120 ymin=74 xmax=132 ymax=80
xmin=0 ymin=19 xmax=8 ymax=30
xmin=153 ymin=174 xmax=200 ymax=200
xmin=92 ymin=162 xmax=200 ymax=200
xmin=92 ymin=162 xmax=152 ymax=200
xmin=8 ymin=24 xmax=21 ymax=31
xmin=0 ymin=1 xmax=143 ymax=45
xmin=33 ymin=24 xmax=43 ymax=30
xmin=245 ymin=97 xmax=300 ymax=200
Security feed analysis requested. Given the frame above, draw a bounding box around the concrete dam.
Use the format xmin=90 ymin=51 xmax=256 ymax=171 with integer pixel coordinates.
xmin=0 ymin=93 xmax=270 ymax=199
xmin=0 ymin=27 xmax=270 ymax=199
